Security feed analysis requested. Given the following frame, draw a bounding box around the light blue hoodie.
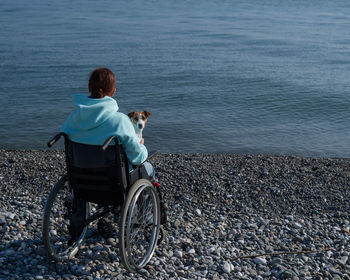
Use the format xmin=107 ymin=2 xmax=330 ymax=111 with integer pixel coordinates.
xmin=61 ymin=94 xmax=148 ymax=168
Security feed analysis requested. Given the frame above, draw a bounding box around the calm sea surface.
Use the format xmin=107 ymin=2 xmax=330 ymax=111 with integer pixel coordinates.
xmin=1 ymin=0 xmax=350 ymax=157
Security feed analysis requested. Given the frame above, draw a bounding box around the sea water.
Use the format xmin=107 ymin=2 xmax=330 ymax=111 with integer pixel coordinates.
xmin=0 ymin=0 xmax=350 ymax=157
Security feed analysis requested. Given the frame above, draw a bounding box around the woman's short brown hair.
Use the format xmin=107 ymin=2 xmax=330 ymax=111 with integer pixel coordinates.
xmin=88 ymin=68 xmax=116 ymax=98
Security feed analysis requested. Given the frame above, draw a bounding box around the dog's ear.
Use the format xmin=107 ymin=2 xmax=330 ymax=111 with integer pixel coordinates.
xmin=143 ymin=111 xmax=152 ymax=118
xmin=128 ymin=112 xmax=136 ymax=118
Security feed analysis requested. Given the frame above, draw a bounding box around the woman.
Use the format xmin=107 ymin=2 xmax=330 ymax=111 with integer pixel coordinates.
xmin=61 ymin=67 xmax=148 ymax=170
xmin=61 ymin=67 xmax=155 ymax=239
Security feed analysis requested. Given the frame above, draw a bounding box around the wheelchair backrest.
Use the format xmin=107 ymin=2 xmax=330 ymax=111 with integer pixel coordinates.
xmin=64 ymin=137 xmax=129 ymax=205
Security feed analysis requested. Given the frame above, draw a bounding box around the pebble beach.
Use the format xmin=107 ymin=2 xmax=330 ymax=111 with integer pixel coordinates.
xmin=0 ymin=150 xmax=349 ymax=279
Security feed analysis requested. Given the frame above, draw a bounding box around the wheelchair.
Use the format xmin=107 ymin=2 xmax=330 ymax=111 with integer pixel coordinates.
xmin=42 ymin=133 xmax=166 ymax=273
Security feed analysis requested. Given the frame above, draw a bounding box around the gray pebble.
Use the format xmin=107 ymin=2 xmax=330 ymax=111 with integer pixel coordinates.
xmin=254 ymin=257 xmax=267 ymax=265
xmin=328 ymin=266 xmax=342 ymax=275
xmin=338 ymin=256 xmax=348 ymax=265
xmin=1 ymin=151 xmax=350 ymax=279
xmin=174 ymin=250 xmax=183 ymax=258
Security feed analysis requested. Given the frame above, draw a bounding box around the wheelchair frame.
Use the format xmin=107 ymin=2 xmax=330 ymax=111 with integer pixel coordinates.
xmin=42 ymin=133 xmax=165 ymax=273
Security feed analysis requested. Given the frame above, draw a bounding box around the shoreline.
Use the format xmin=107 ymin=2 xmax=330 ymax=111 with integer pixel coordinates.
xmin=2 ymin=148 xmax=350 ymax=159
xmin=0 ymin=151 xmax=349 ymax=279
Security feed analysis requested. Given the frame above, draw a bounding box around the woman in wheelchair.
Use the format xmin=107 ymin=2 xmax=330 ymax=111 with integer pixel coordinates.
xmin=62 ymin=67 xmax=151 ymax=173
xmin=43 ymin=68 xmax=166 ymax=272
xmin=61 ymin=68 xmax=155 ymax=238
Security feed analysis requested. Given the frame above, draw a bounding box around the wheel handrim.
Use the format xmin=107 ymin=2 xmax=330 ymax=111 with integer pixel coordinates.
xmin=125 ymin=184 xmax=159 ymax=268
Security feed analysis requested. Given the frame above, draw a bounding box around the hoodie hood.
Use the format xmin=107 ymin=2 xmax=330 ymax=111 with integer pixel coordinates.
xmin=61 ymin=93 xmax=148 ymax=167
xmin=64 ymin=94 xmax=119 ymax=131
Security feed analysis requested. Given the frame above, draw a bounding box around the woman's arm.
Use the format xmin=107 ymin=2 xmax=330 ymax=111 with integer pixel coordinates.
xmin=114 ymin=114 xmax=148 ymax=165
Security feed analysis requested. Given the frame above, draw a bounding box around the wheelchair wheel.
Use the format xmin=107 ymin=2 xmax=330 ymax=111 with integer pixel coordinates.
xmin=119 ymin=179 xmax=160 ymax=272
xmin=42 ymin=176 xmax=90 ymax=262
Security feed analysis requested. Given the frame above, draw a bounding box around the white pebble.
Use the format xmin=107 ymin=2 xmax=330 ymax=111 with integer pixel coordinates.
xmin=254 ymin=257 xmax=267 ymax=265
xmin=188 ymin=248 xmax=195 ymax=254
xmin=222 ymin=261 xmax=231 ymax=273
xmin=7 ymin=213 xmax=15 ymax=219
xmin=339 ymin=256 xmax=348 ymax=265
xmin=195 ymin=209 xmax=201 ymax=216
xmin=293 ymin=222 xmax=302 ymax=229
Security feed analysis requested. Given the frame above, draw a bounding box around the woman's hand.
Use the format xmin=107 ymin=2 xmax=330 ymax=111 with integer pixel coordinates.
xmin=140 ymin=138 xmax=144 ymax=145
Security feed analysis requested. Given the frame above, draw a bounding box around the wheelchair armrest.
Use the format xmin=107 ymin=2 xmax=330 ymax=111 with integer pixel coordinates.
xmin=130 ymin=164 xmax=145 ymax=172
xmin=102 ymin=136 xmax=117 ymax=151
xmin=131 ymin=151 xmax=157 ymax=170
xmin=47 ymin=133 xmax=66 ymax=147
xmin=129 ymin=163 xmax=150 ymax=185
xmin=148 ymin=150 xmax=158 ymax=159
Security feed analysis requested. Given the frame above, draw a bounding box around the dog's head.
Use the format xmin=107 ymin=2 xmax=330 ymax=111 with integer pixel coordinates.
xmin=128 ymin=111 xmax=152 ymax=131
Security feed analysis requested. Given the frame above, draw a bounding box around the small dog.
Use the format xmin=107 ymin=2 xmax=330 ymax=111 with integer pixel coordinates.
xmin=128 ymin=111 xmax=151 ymax=139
